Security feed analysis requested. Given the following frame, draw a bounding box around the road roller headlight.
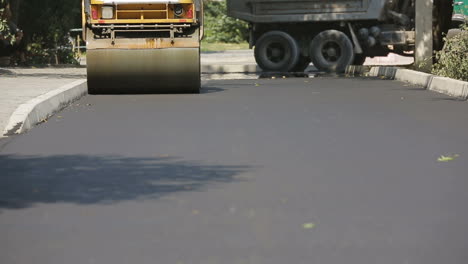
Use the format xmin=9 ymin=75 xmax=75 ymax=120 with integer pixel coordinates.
xmin=102 ymin=6 xmax=114 ymax=19
xmin=173 ymin=4 xmax=184 ymax=17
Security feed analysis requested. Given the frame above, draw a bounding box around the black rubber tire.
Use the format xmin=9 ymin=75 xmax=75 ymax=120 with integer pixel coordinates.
xmin=352 ymin=54 xmax=367 ymax=66
xmin=309 ymin=30 xmax=355 ymax=73
xmin=254 ymin=31 xmax=299 ymax=72
xmin=291 ymin=56 xmax=311 ymax=72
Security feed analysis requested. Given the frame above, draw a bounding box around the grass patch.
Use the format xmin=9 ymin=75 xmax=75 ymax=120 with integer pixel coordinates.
xmin=201 ymin=42 xmax=249 ymax=52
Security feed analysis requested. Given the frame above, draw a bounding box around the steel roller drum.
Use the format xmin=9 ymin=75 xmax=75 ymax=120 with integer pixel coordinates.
xmin=86 ymin=48 xmax=200 ymax=94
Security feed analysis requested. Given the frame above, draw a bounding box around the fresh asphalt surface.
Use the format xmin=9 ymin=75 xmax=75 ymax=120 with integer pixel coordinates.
xmin=1 ymin=77 xmax=467 ymax=264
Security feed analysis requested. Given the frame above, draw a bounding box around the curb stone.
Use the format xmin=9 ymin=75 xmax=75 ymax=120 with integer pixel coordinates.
xmin=429 ymin=76 xmax=468 ymax=99
xmin=349 ymin=66 xmax=468 ymax=100
xmin=2 ymin=80 xmax=87 ymax=137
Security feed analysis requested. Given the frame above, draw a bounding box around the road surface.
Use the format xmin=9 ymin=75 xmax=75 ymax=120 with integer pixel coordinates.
xmin=1 ymin=77 xmax=467 ymax=264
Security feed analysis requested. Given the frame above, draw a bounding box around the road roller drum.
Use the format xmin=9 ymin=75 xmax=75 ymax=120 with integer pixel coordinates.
xmin=82 ymin=0 xmax=203 ymax=94
xmin=87 ymin=48 xmax=200 ymax=94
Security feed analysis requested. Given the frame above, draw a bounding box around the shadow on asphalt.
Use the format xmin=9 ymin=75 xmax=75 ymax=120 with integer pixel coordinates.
xmin=431 ymin=97 xmax=467 ymax=102
xmin=200 ymin=86 xmax=226 ymax=94
xmin=0 ymin=69 xmax=15 ymax=75
xmin=390 ymin=86 xmax=426 ymax=91
xmin=0 ymin=155 xmax=250 ymax=210
xmin=9 ymin=73 xmax=87 ymax=79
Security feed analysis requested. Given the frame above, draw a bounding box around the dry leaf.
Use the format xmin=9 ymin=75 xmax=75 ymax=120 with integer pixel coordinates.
xmin=437 ymin=154 xmax=459 ymax=162
xmin=303 ymin=222 xmax=316 ymax=229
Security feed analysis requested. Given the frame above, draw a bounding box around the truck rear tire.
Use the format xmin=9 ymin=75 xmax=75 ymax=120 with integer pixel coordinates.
xmin=309 ymin=30 xmax=355 ymax=73
xmin=254 ymin=31 xmax=299 ymax=72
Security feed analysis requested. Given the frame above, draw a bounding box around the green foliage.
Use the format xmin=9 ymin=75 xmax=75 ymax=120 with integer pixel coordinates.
xmin=201 ymin=42 xmax=248 ymax=52
xmin=203 ymin=0 xmax=248 ymax=43
xmin=6 ymin=0 xmax=249 ymax=63
xmin=17 ymin=0 xmax=81 ymax=64
xmin=432 ymin=24 xmax=468 ymax=81
xmin=0 ymin=18 xmax=15 ymax=45
xmin=1 ymin=2 xmax=15 ymax=46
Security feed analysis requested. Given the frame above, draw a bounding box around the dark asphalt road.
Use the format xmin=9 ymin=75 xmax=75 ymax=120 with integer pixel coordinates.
xmin=1 ymin=77 xmax=467 ymax=264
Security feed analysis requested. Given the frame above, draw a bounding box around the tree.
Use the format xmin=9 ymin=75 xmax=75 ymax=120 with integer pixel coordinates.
xmin=203 ymin=0 xmax=248 ymax=43
xmin=433 ymin=0 xmax=454 ymax=52
xmin=9 ymin=0 xmax=81 ymax=64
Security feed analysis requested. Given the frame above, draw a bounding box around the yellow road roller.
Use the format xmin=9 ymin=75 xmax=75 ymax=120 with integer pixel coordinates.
xmin=82 ymin=0 xmax=203 ymax=94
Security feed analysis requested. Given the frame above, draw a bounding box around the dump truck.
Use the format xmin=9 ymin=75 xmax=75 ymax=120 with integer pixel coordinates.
xmin=452 ymin=0 xmax=468 ymax=27
xmin=82 ymin=0 xmax=203 ymax=94
xmin=227 ymin=0 xmax=452 ymax=73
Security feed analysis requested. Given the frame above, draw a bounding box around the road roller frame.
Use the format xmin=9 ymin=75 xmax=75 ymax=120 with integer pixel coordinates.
xmin=83 ymin=0 xmax=203 ymax=94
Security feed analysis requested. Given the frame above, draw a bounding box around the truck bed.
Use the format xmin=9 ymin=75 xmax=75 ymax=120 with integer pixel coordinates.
xmin=227 ymin=0 xmax=388 ymax=23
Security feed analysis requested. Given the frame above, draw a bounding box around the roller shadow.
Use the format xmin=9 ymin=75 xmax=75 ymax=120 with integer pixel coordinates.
xmin=200 ymin=86 xmax=226 ymax=94
xmin=0 ymin=154 xmax=251 ymax=210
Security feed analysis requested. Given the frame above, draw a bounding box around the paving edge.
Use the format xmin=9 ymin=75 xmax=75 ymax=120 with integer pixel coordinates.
xmin=201 ymin=64 xmax=260 ymax=74
xmin=2 ymin=79 xmax=87 ymax=137
xmin=348 ymin=66 xmax=468 ymax=100
xmin=200 ymin=64 xmax=316 ymax=74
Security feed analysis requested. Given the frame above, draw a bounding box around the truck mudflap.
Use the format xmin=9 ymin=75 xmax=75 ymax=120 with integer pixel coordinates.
xmin=86 ymin=48 xmax=200 ymax=94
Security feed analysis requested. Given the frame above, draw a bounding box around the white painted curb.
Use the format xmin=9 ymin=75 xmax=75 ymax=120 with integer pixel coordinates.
xmin=429 ymin=76 xmax=468 ymax=99
xmin=3 ymin=79 xmax=87 ymax=136
xmin=368 ymin=66 xmax=468 ymax=100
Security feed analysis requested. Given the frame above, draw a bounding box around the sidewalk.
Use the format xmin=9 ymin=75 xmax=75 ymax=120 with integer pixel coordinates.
xmin=200 ymin=50 xmax=414 ymax=72
xmin=0 ymin=68 xmax=86 ymax=137
xmin=1 ymin=50 xmax=414 ymax=137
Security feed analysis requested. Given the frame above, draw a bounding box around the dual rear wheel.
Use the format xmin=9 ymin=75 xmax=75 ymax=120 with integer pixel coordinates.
xmin=254 ymin=30 xmax=362 ymax=73
xmin=254 ymin=31 xmax=300 ymax=72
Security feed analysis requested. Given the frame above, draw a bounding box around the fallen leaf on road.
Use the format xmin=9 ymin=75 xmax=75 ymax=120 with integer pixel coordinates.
xmin=303 ymin=222 xmax=316 ymax=229
xmin=437 ymin=154 xmax=459 ymax=162
xmin=255 ymin=83 xmax=260 ymax=87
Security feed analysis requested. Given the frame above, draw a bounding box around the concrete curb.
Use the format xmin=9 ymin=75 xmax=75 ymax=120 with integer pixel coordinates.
xmin=363 ymin=66 xmax=468 ymax=100
xmin=428 ymin=76 xmax=468 ymax=99
xmin=2 ymin=79 xmax=87 ymax=137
